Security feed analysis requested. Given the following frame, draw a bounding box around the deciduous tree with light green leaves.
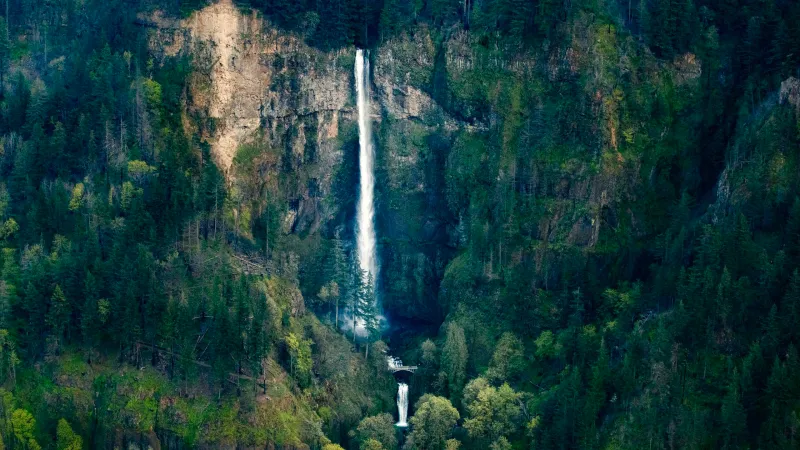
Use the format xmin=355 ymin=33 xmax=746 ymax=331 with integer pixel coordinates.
xmin=355 ymin=413 xmax=397 ymax=450
xmin=404 ymin=395 xmax=459 ymax=450
xmin=361 ymin=439 xmax=384 ymax=450
xmin=285 ymin=332 xmax=312 ymax=387
xmin=56 ymin=419 xmax=82 ymax=450
xmin=10 ymin=409 xmax=39 ymax=450
xmin=487 ymin=332 xmax=524 ymax=382
xmin=463 ymin=380 xmax=522 ymax=443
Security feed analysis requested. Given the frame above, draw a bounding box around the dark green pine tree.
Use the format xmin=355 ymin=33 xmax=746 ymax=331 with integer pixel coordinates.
xmin=647 ymin=0 xmax=675 ymax=57
xmin=81 ymin=272 xmax=99 ymax=355
xmin=783 ymin=271 xmax=800 ymax=343
xmin=760 ymin=357 xmax=791 ymax=448
xmin=761 ymin=304 xmax=781 ymax=359
xmin=429 ymin=0 xmax=458 ymax=25
xmin=234 ymin=275 xmax=251 ymax=384
xmin=786 ymin=198 xmax=800 ymax=264
xmin=0 ymin=17 xmax=9 ymax=88
xmin=361 ymin=273 xmax=379 ymax=359
xmin=314 ymin=0 xmax=350 ymax=49
xmin=23 ymin=280 xmax=46 ymax=356
xmin=350 ymin=266 xmax=365 ymax=345
xmin=720 ymin=368 xmax=747 ymax=449
xmin=581 ymin=338 xmax=609 ymax=447
xmin=46 ymin=285 xmax=70 ymax=352
xmin=379 ymin=0 xmax=413 ymax=40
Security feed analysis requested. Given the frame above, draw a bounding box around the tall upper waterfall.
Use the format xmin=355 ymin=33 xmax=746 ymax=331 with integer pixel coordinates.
xmin=361 ymin=49 xmax=409 ymax=430
xmin=396 ymin=383 xmax=409 ymax=427
xmin=355 ymin=49 xmax=377 ymax=286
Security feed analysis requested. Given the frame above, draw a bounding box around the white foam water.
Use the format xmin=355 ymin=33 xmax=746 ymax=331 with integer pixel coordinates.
xmin=355 ymin=49 xmax=377 ymax=287
xmin=396 ymin=382 xmax=409 ymax=427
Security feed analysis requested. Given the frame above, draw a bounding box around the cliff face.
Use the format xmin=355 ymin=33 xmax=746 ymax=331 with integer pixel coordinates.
xmin=144 ymin=0 xmax=354 ymax=236
xmin=142 ymin=1 xmax=467 ymax=319
xmin=143 ymin=2 xmax=706 ymax=322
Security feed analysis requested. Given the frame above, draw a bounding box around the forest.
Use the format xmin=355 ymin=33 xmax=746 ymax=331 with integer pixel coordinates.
xmin=0 ymin=0 xmax=799 ymax=449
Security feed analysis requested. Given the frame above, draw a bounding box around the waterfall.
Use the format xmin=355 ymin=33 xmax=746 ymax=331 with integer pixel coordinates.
xmin=360 ymin=49 xmax=410 ymax=429
xmin=388 ymin=357 xmax=410 ymax=427
xmin=355 ymin=49 xmax=377 ymax=286
xmin=396 ymin=383 xmax=409 ymax=427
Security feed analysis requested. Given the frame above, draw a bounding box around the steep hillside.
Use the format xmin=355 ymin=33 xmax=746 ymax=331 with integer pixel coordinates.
xmin=1 ymin=0 xmax=800 ymax=449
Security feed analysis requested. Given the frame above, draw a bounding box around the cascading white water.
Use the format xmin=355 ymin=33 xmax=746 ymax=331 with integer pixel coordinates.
xmin=355 ymin=49 xmax=377 ymax=287
xmin=361 ymin=50 xmax=409 ymax=429
xmin=396 ymin=383 xmax=409 ymax=427
xmin=387 ymin=357 xmax=410 ymax=427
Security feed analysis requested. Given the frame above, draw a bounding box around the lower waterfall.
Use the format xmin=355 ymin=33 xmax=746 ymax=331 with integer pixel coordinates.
xmin=388 ymin=356 xmax=411 ymax=427
xmin=396 ymin=383 xmax=409 ymax=427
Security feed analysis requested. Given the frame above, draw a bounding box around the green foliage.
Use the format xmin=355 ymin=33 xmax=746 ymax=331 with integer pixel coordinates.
xmin=67 ymin=184 xmax=84 ymax=212
xmin=441 ymin=322 xmax=468 ymax=402
xmin=405 ymin=395 xmax=460 ymax=450
xmin=489 ymin=436 xmax=512 ymax=450
xmin=0 ymin=331 xmax=18 ymax=384
xmin=486 ymin=332 xmax=524 ymax=383
xmin=126 ymin=160 xmax=156 ymax=182
xmin=463 ymin=381 xmax=521 ymax=443
xmin=355 ymin=413 xmax=397 ymax=450
xmin=2 ymin=0 xmax=800 ymax=449
xmin=55 ymin=419 xmax=82 ymax=450
xmin=361 ymin=439 xmax=384 ymax=450
xmin=10 ymin=409 xmax=39 ymax=450
xmin=534 ymin=331 xmax=560 ymax=359
xmin=445 ymin=439 xmax=461 ymax=450
xmin=46 ymin=286 xmax=70 ymax=350
xmin=0 ymin=219 xmax=17 ymax=241
xmin=285 ymin=332 xmax=313 ymax=387
xmin=141 ymin=78 xmax=163 ymax=108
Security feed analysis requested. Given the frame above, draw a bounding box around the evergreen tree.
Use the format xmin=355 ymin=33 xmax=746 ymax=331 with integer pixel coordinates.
xmin=441 ymin=322 xmax=468 ymax=403
xmin=721 ymin=369 xmax=747 ymax=449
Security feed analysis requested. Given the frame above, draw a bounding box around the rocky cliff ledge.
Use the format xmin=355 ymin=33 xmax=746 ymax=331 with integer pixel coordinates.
xmin=141 ymin=0 xmax=456 ymax=239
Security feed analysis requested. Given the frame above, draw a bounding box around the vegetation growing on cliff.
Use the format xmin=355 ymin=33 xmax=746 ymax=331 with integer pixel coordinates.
xmin=0 ymin=0 xmax=800 ymax=449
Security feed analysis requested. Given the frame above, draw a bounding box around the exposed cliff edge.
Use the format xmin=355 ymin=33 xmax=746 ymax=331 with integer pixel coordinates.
xmin=145 ymin=0 xmax=350 ymax=175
